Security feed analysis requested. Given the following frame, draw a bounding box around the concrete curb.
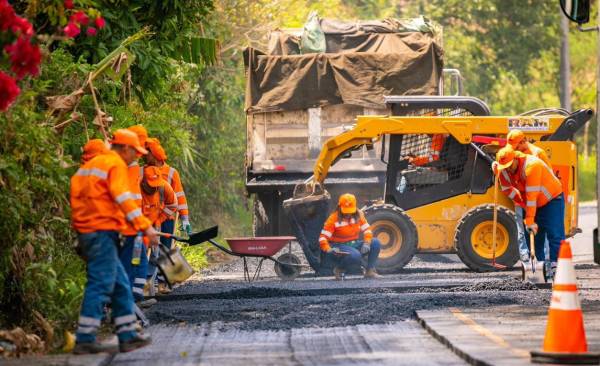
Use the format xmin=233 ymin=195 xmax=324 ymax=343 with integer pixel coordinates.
xmin=2 ymin=352 xmax=114 ymax=366
xmin=415 ymin=311 xmax=491 ymax=366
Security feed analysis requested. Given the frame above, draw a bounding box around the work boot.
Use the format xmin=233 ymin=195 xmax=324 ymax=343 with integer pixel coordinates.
xmin=333 ymin=267 xmax=344 ymax=281
xmin=364 ymin=269 xmax=382 ymax=279
xmin=73 ymin=341 xmax=118 ymax=355
xmin=157 ymin=283 xmax=171 ymax=295
xmin=119 ymin=334 xmax=152 ymax=353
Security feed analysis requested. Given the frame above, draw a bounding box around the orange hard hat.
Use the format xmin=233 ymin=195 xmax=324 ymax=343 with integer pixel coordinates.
xmin=338 ymin=193 xmax=357 ymax=214
xmin=127 ymin=124 xmax=148 ymax=147
xmin=82 ymin=139 xmax=107 ymax=163
xmin=110 ymin=129 xmax=148 ymax=155
xmin=143 ymin=166 xmax=163 ymax=187
xmin=496 ymin=146 xmax=525 ymax=170
xmin=146 ymin=137 xmax=167 ymax=162
xmin=507 ymin=129 xmax=525 ymax=148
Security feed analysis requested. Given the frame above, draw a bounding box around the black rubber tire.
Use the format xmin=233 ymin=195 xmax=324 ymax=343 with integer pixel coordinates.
xmin=454 ymin=204 xmax=520 ymax=272
xmin=252 ymin=196 xmax=270 ymax=236
xmin=274 ymin=253 xmax=301 ymax=280
xmin=363 ymin=204 xmax=418 ymax=274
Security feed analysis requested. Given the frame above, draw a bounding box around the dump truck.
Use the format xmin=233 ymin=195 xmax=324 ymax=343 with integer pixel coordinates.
xmin=283 ymin=100 xmax=593 ymax=273
xmin=244 ymin=16 xmax=462 ymax=238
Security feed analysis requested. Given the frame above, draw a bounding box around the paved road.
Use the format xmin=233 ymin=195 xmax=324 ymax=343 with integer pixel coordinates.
xmin=21 ymin=207 xmax=599 ymax=365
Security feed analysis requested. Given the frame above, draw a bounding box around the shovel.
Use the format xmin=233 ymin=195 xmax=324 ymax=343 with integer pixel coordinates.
xmin=521 ymin=229 xmax=546 ymax=283
xmin=157 ymin=225 xmax=219 ymax=246
xmin=490 ymin=174 xmax=507 ymax=270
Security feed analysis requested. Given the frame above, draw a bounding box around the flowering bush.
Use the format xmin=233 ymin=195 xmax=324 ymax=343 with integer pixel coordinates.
xmin=0 ymin=0 xmax=41 ymax=111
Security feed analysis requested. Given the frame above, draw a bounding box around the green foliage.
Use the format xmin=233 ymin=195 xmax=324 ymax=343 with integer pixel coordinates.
xmin=579 ymin=154 xmax=596 ymax=202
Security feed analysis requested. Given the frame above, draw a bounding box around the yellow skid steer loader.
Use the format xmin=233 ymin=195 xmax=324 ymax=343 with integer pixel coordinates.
xmin=283 ymin=96 xmax=592 ymax=273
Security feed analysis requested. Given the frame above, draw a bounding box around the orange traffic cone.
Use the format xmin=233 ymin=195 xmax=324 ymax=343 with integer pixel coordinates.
xmin=531 ymin=240 xmax=600 ymax=364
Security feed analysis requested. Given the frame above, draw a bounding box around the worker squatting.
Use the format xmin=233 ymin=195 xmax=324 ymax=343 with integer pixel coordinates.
xmin=69 ymin=125 xmax=190 ymax=354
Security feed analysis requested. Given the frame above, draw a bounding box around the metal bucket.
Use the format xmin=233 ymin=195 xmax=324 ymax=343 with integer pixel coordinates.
xmin=154 ymin=245 xmax=194 ymax=286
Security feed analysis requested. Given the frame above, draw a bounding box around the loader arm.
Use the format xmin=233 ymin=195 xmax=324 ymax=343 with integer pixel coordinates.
xmin=312 ymin=115 xmax=518 ymax=185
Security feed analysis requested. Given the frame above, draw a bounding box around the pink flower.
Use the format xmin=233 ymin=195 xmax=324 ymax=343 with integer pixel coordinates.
xmin=0 ymin=1 xmax=17 ymax=32
xmin=4 ymin=36 xmax=42 ymax=79
xmin=86 ymin=27 xmax=97 ymax=36
xmin=0 ymin=71 xmax=21 ymax=112
xmin=10 ymin=16 xmax=34 ymax=36
xmin=70 ymin=10 xmax=89 ymax=26
xmin=94 ymin=16 xmax=106 ymax=29
xmin=64 ymin=0 xmax=74 ymax=9
xmin=64 ymin=22 xmax=80 ymax=38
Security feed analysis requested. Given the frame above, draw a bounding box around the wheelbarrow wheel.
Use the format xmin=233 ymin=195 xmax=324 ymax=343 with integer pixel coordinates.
xmin=274 ymin=253 xmax=301 ymax=281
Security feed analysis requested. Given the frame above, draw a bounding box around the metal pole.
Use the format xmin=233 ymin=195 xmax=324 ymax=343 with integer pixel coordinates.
xmin=596 ymin=0 xmax=600 ymax=233
xmin=560 ymin=15 xmax=572 ymax=111
xmin=596 ymin=0 xmax=600 ymax=255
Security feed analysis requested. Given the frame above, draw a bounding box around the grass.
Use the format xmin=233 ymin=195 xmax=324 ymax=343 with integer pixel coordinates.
xmin=579 ymin=154 xmax=597 ymax=202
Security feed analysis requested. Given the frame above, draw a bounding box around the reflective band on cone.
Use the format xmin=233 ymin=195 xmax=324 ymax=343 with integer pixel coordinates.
xmin=531 ymin=241 xmax=600 ymax=364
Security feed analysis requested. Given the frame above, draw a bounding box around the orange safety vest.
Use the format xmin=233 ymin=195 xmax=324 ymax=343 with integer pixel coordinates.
xmin=493 ymin=164 xmax=524 ymax=207
xmin=121 ymin=161 xmax=144 ymax=236
xmin=157 ymin=164 xmax=189 ymax=219
xmin=70 ymin=150 xmax=151 ymax=234
xmin=518 ymin=155 xmax=563 ymax=225
xmin=319 ymin=210 xmax=373 ymax=252
xmin=141 ymin=180 xmax=177 ymax=228
xmin=523 ymin=142 xmax=552 ymax=169
xmin=412 ymin=134 xmax=446 ymax=166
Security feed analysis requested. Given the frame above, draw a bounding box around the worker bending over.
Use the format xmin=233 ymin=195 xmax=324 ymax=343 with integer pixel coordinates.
xmin=118 ymin=125 xmax=150 ymax=304
xmin=505 ymin=129 xmax=553 ymax=265
xmin=319 ymin=193 xmax=381 ymax=280
xmin=70 ymin=129 xmax=158 ymax=354
xmin=495 ymin=146 xmax=564 ymax=277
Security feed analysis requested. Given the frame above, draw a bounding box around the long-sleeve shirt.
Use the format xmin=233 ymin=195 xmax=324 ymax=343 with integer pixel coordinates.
xmin=71 ymin=151 xmax=151 ymax=234
xmin=319 ymin=211 xmax=373 ymax=252
xmin=158 ymin=164 xmax=189 ymax=220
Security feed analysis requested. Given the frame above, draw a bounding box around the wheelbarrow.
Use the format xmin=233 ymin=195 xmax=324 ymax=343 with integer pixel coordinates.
xmin=159 ymin=226 xmax=306 ymax=282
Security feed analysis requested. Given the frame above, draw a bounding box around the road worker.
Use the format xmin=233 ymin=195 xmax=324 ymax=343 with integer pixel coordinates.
xmin=319 ymin=193 xmax=381 ymax=280
xmin=495 ymin=146 xmax=565 ymax=277
xmin=81 ymin=139 xmax=108 ymax=164
xmin=118 ymin=125 xmax=151 ymax=306
xmin=498 ymin=129 xmax=553 ymax=264
xmin=507 ymin=129 xmax=552 ymax=168
xmin=145 ymin=138 xmax=191 ymax=237
xmin=141 ymin=166 xmax=178 ymax=230
xmin=70 ymin=129 xmax=158 ymax=354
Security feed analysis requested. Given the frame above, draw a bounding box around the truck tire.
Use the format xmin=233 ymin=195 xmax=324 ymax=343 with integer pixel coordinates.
xmin=253 ymin=196 xmax=270 ymax=236
xmin=363 ymin=204 xmax=418 ymax=273
xmin=454 ymin=204 xmax=519 ymax=272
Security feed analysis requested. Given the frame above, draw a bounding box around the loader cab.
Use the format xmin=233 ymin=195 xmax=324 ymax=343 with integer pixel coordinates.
xmin=381 ymin=96 xmax=494 ymax=210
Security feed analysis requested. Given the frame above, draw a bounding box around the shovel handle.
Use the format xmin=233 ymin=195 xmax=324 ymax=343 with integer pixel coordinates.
xmin=529 ymin=229 xmax=536 ymax=260
xmin=157 ymin=231 xmax=185 ymax=242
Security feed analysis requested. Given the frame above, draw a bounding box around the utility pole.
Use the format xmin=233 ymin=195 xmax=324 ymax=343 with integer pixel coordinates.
xmin=560 ymin=14 xmax=573 ymax=111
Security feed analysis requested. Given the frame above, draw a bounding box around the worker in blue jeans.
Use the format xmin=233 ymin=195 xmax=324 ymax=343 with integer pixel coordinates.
xmin=70 ymin=130 xmax=158 ymax=354
xmin=319 ymin=193 xmax=382 ymax=279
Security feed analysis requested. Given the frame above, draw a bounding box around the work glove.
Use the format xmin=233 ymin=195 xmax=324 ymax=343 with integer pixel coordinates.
xmin=181 ymin=218 xmax=192 ymax=235
xmin=360 ymin=244 xmax=371 ymax=254
xmin=526 ymin=223 xmax=538 ymax=235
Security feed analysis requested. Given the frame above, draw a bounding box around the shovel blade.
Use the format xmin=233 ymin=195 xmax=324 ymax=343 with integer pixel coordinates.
xmin=186 ymin=226 xmax=219 ymax=246
xmin=521 ymin=259 xmax=546 ymax=284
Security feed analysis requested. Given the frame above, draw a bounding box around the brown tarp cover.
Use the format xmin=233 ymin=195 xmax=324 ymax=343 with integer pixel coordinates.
xmin=244 ymin=19 xmax=443 ymax=113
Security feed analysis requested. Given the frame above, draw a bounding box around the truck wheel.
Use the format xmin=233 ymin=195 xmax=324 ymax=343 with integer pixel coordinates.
xmin=364 ymin=204 xmax=418 ymax=273
xmin=454 ymin=204 xmax=519 ymax=272
xmin=253 ymin=197 xmax=270 ymax=236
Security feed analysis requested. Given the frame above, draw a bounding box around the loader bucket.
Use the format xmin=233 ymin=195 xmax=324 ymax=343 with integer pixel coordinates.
xmin=282 ymin=184 xmax=331 ymax=273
